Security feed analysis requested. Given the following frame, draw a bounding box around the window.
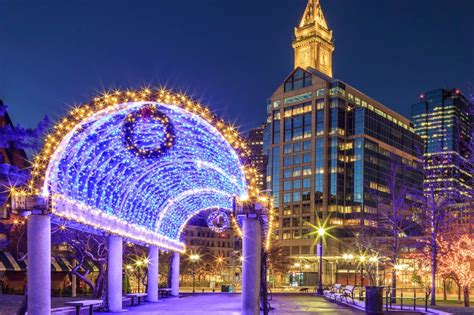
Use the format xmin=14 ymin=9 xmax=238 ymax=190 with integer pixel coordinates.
xmin=302 ymin=165 xmax=311 ymax=176
xmin=283 ymin=156 xmax=292 ymax=166
xmin=293 ymin=180 xmax=301 ymax=189
xmin=302 ymin=178 xmax=311 ymax=188
xmin=303 ymin=153 xmax=311 ymax=163
xmin=293 ymin=167 xmax=301 ymax=177
xmin=283 ymin=193 xmax=291 ymax=203
xmin=316 ymin=110 xmax=324 ymax=135
xmin=283 ymin=181 xmax=291 ymax=190
xmin=284 ymin=144 xmax=292 ymax=154
xmin=303 ymin=140 xmax=311 ymax=151
xmin=293 ymin=191 xmax=301 ymax=202
xmin=294 ymin=142 xmax=301 ymax=152
xmin=284 ymin=69 xmax=313 ymax=92
xmin=302 ymin=191 xmax=311 ymax=201
xmin=293 ymin=154 xmax=301 ymax=165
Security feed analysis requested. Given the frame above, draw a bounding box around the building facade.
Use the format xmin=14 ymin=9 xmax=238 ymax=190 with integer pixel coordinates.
xmin=265 ymin=0 xmax=423 ymax=285
xmin=411 ymin=88 xmax=473 ymax=198
xmin=245 ymin=124 xmax=267 ymax=192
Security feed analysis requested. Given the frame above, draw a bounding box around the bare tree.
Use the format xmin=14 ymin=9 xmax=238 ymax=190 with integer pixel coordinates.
xmin=52 ymin=227 xmax=108 ymax=298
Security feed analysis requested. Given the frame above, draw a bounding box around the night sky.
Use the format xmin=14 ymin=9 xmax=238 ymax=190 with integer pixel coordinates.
xmin=1 ymin=0 xmax=473 ymax=132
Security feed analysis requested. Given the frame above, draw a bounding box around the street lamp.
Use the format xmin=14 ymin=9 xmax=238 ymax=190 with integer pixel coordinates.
xmin=190 ymin=254 xmax=200 ymax=293
xmin=316 ymin=227 xmax=326 ymax=295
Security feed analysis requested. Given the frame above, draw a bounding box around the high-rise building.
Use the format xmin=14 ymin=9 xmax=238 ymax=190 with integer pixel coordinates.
xmin=411 ymin=88 xmax=473 ymax=198
xmin=265 ymin=0 xmax=423 ymax=285
xmin=246 ymin=124 xmax=267 ymax=191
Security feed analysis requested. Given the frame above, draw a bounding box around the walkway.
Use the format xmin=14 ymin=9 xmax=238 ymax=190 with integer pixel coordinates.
xmin=101 ymin=293 xmax=363 ymax=314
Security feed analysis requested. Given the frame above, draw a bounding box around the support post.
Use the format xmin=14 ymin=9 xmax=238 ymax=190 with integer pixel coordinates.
xmin=147 ymin=246 xmax=159 ymax=302
xmin=71 ymin=273 xmax=77 ymax=297
xmin=27 ymin=214 xmax=51 ymax=315
xmin=107 ymin=235 xmax=123 ymax=312
xmin=171 ymin=252 xmax=180 ymax=296
xmin=71 ymin=259 xmax=77 ymax=297
xmin=241 ymin=216 xmax=261 ymax=315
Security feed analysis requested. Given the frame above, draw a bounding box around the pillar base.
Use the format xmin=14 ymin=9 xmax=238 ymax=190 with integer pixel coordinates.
xmin=107 ymin=235 xmax=123 ymax=312
xmin=27 ymin=214 xmax=51 ymax=315
xmin=241 ymin=217 xmax=261 ymax=315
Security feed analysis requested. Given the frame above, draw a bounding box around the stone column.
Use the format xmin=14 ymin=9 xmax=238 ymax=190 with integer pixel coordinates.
xmin=147 ymin=246 xmax=159 ymax=302
xmin=27 ymin=214 xmax=51 ymax=315
xmin=107 ymin=235 xmax=123 ymax=312
xmin=171 ymin=252 xmax=180 ymax=296
xmin=241 ymin=217 xmax=261 ymax=315
xmin=71 ymin=273 xmax=77 ymax=297
xmin=71 ymin=259 xmax=77 ymax=297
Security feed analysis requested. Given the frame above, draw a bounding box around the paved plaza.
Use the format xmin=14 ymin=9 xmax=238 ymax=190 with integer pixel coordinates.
xmin=101 ymin=293 xmax=363 ymax=315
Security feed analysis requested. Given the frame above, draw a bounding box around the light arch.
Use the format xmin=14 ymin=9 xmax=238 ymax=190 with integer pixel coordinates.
xmin=27 ymin=88 xmax=260 ymax=252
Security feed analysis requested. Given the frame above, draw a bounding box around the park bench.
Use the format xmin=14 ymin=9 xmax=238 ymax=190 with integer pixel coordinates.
xmin=299 ymin=287 xmax=309 ymax=293
xmin=159 ymin=288 xmax=172 ymax=297
xmin=335 ymin=285 xmax=356 ymax=304
xmin=65 ymin=299 xmax=103 ymax=315
xmin=323 ymin=283 xmax=341 ymax=300
xmin=126 ymin=293 xmax=148 ymax=306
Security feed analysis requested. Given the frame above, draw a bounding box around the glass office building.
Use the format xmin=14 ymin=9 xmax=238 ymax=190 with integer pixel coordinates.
xmin=411 ymin=88 xmax=473 ymax=198
xmin=266 ymin=69 xmax=423 ymax=259
xmin=265 ymin=1 xmax=423 ymax=268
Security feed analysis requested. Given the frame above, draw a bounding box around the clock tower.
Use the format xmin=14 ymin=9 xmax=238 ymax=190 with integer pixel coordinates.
xmin=292 ymin=0 xmax=334 ymax=77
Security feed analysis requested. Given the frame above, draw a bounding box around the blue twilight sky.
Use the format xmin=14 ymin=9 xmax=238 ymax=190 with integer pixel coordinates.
xmin=0 ymin=0 xmax=473 ymax=132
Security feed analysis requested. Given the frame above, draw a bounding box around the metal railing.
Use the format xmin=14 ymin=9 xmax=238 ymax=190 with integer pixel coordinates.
xmin=384 ymin=287 xmax=431 ymax=312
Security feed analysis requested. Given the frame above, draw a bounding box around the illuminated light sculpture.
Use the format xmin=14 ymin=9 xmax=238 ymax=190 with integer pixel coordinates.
xmin=20 ymin=88 xmax=273 ymax=253
xmin=15 ymin=88 xmax=274 ymax=314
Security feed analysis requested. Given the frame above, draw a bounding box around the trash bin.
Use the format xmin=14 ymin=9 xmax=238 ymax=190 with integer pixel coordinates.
xmin=221 ymin=284 xmax=230 ymax=292
xmin=365 ymin=286 xmax=383 ymax=315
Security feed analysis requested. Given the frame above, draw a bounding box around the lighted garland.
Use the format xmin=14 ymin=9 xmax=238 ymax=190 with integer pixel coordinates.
xmin=122 ymin=105 xmax=175 ymax=158
xmin=14 ymin=87 xmax=274 ymax=251
xmin=206 ymin=209 xmax=230 ymax=233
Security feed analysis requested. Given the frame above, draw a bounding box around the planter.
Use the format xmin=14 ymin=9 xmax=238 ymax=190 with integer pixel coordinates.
xmin=365 ymin=286 xmax=384 ymax=315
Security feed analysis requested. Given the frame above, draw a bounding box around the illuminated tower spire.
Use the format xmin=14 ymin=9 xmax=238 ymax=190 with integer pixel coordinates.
xmin=292 ymin=0 xmax=334 ymax=77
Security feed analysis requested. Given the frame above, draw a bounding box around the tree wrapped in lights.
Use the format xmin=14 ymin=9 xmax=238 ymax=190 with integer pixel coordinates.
xmin=437 ymin=233 xmax=473 ymax=307
xmin=408 ymin=232 xmax=473 ymax=307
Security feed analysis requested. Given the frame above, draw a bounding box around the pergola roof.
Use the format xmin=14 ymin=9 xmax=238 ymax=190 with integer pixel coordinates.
xmin=33 ymin=90 xmax=250 ymax=252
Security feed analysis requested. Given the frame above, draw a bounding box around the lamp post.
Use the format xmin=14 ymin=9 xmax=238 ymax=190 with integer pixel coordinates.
xmin=316 ymin=227 xmax=325 ymax=295
xmin=190 ymin=254 xmax=200 ymax=293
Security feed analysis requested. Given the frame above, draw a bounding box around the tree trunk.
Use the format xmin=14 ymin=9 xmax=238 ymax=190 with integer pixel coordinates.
xmin=430 ymin=233 xmax=437 ymax=306
xmin=443 ymin=278 xmax=447 ymax=300
xmin=457 ymin=282 xmax=461 ymax=304
xmin=391 ymin=269 xmax=397 ymax=303
xmin=463 ymin=286 xmax=470 ymax=307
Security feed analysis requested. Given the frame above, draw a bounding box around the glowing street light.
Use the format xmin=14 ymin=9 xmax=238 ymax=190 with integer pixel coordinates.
xmin=189 ymin=254 xmax=200 ymax=293
xmin=305 ymin=216 xmax=336 ymax=295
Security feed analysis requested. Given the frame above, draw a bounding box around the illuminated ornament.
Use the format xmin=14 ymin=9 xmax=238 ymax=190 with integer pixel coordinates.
xmin=206 ymin=210 xmax=230 ymax=233
xmin=122 ymin=105 xmax=175 ymax=158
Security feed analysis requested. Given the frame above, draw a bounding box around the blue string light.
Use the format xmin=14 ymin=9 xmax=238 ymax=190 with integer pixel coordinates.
xmin=42 ymin=100 xmax=247 ymax=251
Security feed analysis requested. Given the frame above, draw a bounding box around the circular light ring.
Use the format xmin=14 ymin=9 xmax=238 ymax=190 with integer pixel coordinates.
xmin=122 ymin=104 xmax=175 ymax=158
xmin=207 ymin=209 xmax=230 ymax=233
